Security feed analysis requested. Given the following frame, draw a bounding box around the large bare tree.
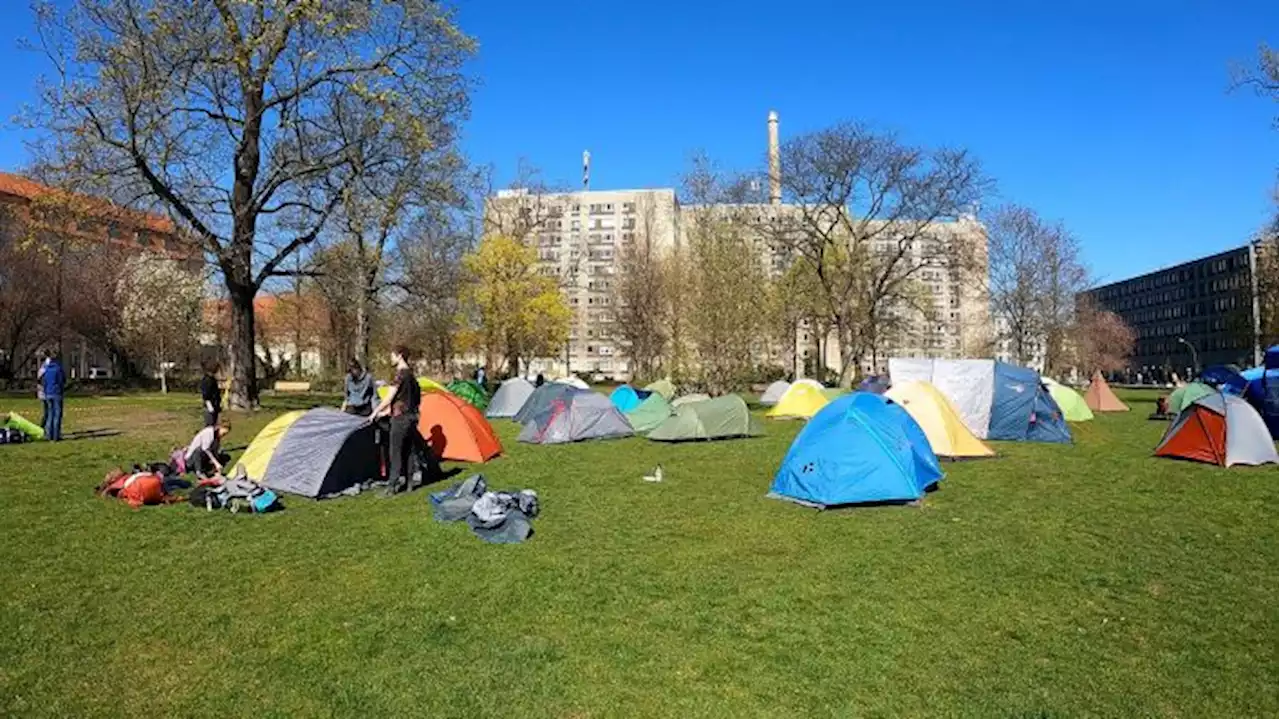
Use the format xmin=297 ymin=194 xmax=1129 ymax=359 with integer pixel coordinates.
xmin=26 ymin=0 xmax=473 ymax=407
xmin=986 ymin=204 xmax=1089 ymax=373
xmin=766 ymin=122 xmax=989 ymax=385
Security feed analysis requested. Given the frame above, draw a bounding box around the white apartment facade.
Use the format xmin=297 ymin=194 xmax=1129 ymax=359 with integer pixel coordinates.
xmin=485 ymin=187 xmax=990 ymax=381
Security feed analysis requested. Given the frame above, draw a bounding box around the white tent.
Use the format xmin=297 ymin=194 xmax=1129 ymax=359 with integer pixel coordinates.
xmin=760 ymin=380 xmax=790 ymax=406
xmin=554 ymin=376 xmax=590 ymax=390
xmin=889 ymin=358 xmax=995 ymax=439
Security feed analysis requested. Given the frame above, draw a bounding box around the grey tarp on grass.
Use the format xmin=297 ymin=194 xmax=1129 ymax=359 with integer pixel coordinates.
xmin=760 ymin=380 xmax=789 ymax=406
xmin=262 ymin=408 xmax=380 ymax=498
xmin=486 ymin=378 xmax=535 ymax=418
xmin=518 ymin=392 xmax=633 ymax=444
xmin=648 ymin=395 xmax=762 ymax=441
xmin=513 ymin=383 xmax=584 ymax=424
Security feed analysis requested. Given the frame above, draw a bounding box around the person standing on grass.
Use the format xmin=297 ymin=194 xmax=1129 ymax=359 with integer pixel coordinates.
xmin=474 ymin=364 xmax=486 ymax=390
xmin=341 ymin=358 xmax=375 ymax=417
xmin=199 ymin=362 xmax=221 ymax=427
xmin=185 ymin=423 xmax=231 ymax=478
xmin=371 ymin=345 xmax=422 ymax=497
xmin=36 ymin=353 xmax=51 ymax=429
xmin=41 ymin=352 xmax=66 ymax=441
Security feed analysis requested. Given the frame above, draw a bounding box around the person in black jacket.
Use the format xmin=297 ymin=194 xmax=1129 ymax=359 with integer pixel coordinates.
xmin=199 ymin=362 xmax=222 ymax=427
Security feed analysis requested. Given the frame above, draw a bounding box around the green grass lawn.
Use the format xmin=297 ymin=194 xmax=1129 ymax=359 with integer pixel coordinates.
xmin=0 ymin=389 xmax=1275 ymax=718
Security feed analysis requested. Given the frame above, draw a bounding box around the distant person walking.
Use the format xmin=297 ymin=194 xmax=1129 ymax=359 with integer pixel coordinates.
xmin=341 ymin=359 xmax=375 ymax=417
xmin=371 ymin=345 xmax=423 ymax=497
xmin=199 ymin=362 xmax=222 ymax=427
xmin=474 ymin=365 xmax=486 ymax=390
xmin=41 ymin=352 xmax=66 ymax=441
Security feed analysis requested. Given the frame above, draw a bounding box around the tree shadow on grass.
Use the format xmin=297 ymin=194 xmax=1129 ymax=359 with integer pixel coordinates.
xmin=60 ymin=428 xmax=123 ymax=441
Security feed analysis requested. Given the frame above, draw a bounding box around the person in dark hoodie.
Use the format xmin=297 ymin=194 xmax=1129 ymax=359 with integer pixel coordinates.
xmin=41 ymin=351 xmax=66 ymax=441
xmin=199 ymin=362 xmax=222 ymax=427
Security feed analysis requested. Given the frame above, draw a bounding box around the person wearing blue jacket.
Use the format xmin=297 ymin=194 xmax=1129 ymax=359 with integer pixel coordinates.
xmin=41 ymin=352 xmax=66 ymax=441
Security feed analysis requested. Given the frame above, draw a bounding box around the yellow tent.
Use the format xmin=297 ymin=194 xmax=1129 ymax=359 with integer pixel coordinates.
xmin=885 ymin=380 xmax=994 ymax=458
xmin=376 ymin=376 xmax=447 ymax=401
xmin=765 ymin=382 xmax=830 ymax=420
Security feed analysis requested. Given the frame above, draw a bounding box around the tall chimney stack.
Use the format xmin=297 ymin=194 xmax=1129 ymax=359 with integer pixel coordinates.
xmin=767 ymin=110 xmax=781 ymax=205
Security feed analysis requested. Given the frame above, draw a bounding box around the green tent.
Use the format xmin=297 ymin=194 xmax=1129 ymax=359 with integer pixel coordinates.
xmin=1169 ymin=381 xmax=1216 ymax=414
xmin=821 ymin=387 xmax=849 ymax=400
xmin=643 ymin=378 xmax=676 ymax=401
xmin=648 ymin=395 xmax=761 ymax=442
xmin=446 ymin=380 xmax=489 ymax=411
xmin=1042 ymin=378 xmax=1093 ymax=422
xmin=624 ymin=393 xmax=673 ymax=433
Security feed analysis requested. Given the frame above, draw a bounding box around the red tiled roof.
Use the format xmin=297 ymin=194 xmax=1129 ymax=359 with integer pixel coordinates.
xmin=0 ymin=171 xmax=176 ymax=235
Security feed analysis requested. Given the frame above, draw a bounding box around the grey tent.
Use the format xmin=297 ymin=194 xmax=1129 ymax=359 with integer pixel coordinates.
xmin=244 ymin=408 xmax=382 ymax=498
xmin=486 ymin=377 xmax=536 ymax=419
xmin=671 ymin=393 xmax=711 ymax=408
xmin=760 ymin=380 xmax=790 ymax=406
xmin=517 ymin=392 xmax=634 ymax=444
xmin=512 ymin=382 xmax=584 ymax=424
xmin=648 ymin=395 xmax=762 ymax=442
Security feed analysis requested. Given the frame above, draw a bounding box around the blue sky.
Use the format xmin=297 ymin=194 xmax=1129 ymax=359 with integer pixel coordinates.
xmin=3 ymin=1 xmax=1276 ymax=283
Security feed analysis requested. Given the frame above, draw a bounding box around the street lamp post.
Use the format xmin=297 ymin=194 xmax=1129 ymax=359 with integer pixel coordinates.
xmin=1176 ymin=337 xmax=1199 ymax=375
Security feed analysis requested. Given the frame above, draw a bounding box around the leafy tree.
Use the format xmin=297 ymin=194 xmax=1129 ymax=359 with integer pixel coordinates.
xmin=27 ymin=0 xmax=474 ymax=408
xmin=614 ymin=202 xmax=668 ymax=380
xmin=460 ymin=235 xmax=570 ymax=375
xmin=116 ymin=255 xmax=205 ymax=392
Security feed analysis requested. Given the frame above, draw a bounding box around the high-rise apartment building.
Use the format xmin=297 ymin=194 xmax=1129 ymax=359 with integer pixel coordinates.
xmin=483 ymin=113 xmax=991 ymax=381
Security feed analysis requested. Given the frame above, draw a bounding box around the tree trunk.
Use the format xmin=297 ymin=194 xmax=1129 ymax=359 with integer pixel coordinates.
xmin=226 ymin=279 xmax=258 ymax=410
xmin=355 ymin=288 xmax=372 ymax=366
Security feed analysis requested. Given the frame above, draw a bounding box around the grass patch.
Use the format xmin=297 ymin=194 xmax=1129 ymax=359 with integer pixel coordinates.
xmin=0 ymin=389 xmax=1275 ymax=717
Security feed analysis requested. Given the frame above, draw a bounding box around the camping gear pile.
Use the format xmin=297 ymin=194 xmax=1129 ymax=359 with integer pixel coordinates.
xmin=2 ymin=411 xmax=44 ymax=443
xmin=430 ymin=474 xmax=540 ymax=544
xmin=889 ymin=358 xmax=1071 ymax=443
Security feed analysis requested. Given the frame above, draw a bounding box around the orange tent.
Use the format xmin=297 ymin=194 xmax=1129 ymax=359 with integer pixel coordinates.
xmin=1084 ymin=372 xmax=1128 ymax=412
xmin=418 ymin=392 xmax=503 ymax=463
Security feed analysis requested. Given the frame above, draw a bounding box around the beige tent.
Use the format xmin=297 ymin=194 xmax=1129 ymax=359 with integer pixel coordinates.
xmin=1084 ymin=372 xmax=1128 ymax=412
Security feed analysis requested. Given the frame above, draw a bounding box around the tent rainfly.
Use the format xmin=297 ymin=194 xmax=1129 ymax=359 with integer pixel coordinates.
xmin=885 ymin=381 xmax=994 ymax=459
xmin=624 ymin=393 xmax=674 ymax=433
xmin=238 ymin=408 xmax=381 ymax=498
xmin=518 ymin=393 xmax=634 ymax=444
xmin=760 ymin=380 xmax=790 ymax=406
xmin=1084 ymin=372 xmax=1128 ymax=412
xmin=486 ymin=378 xmax=535 ymax=419
xmin=648 ymin=395 xmax=761 ymax=441
xmin=1154 ymin=393 xmax=1277 ymax=467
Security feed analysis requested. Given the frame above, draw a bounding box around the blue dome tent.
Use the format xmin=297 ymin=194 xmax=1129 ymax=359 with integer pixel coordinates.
xmin=988 ymin=363 xmax=1073 ymax=443
xmin=609 ymin=385 xmax=650 ymax=413
xmin=1241 ymin=345 xmax=1279 ymax=439
xmin=769 ymin=392 xmax=944 ymax=508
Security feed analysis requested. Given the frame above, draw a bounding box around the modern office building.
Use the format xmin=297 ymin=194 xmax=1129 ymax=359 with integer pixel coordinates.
xmin=483 ymin=114 xmax=991 ymax=381
xmin=1082 ymin=245 xmax=1262 ymax=376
